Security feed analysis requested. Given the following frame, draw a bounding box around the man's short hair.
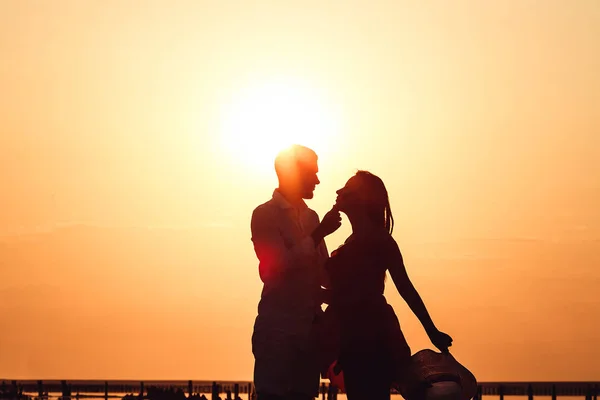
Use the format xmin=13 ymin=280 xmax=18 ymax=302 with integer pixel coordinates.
xmin=274 ymin=144 xmax=318 ymax=178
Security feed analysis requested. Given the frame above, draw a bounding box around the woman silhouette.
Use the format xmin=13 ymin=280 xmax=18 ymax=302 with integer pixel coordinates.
xmin=320 ymin=171 xmax=453 ymax=400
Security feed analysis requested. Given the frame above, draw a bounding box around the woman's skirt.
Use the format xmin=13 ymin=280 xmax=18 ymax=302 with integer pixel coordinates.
xmin=317 ymin=301 xmax=412 ymax=392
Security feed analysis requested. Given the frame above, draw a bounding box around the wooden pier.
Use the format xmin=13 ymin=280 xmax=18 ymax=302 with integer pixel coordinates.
xmin=1 ymin=380 xmax=599 ymax=400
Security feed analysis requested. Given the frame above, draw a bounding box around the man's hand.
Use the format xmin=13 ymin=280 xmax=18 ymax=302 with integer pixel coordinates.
xmin=312 ymin=207 xmax=342 ymax=246
xmin=321 ymin=207 xmax=342 ymax=236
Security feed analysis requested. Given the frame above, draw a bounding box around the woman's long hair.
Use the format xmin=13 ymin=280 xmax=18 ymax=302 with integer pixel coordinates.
xmin=354 ymin=170 xmax=394 ymax=235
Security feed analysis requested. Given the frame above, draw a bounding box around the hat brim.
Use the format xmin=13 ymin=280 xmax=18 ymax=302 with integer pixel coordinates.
xmin=403 ymin=349 xmax=478 ymax=400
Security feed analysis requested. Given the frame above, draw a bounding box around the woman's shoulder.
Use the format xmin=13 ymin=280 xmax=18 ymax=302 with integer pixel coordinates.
xmin=369 ymin=230 xmax=397 ymax=245
xmin=345 ymin=230 xmax=401 ymax=253
xmin=372 ymin=233 xmax=402 ymax=260
xmin=354 ymin=230 xmax=398 ymax=253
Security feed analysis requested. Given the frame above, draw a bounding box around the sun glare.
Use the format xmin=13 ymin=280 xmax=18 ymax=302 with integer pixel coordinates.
xmin=219 ymin=77 xmax=340 ymax=174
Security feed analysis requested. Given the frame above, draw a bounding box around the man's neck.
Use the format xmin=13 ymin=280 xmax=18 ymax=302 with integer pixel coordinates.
xmin=276 ymin=187 xmax=304 ymax=208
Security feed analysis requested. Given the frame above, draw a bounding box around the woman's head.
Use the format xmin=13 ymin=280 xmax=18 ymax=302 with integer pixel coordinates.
xmin=335 ymin=170 xmax=394 ymax=234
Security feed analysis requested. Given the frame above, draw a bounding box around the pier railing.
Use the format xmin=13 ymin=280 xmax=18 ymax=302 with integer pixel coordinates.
xmin=1 ymin=380 xmax=599 ymax=400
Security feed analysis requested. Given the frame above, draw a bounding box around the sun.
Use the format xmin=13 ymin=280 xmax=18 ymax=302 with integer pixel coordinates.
xmin=219 ymin=77 xmax=341 ymax=174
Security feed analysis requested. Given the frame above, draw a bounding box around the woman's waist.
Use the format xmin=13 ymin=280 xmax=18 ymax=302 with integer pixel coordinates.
xmin=329 ymin=291 xmax=387 ymax=308
xmin=327 ymin=296 xmax=400 ymax=326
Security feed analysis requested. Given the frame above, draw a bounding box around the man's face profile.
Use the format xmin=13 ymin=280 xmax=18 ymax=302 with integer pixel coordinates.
xmin=297 ymin=159 xmax=320 ymax=199
xmin=275 ymin=145 xmax=320 ymax=200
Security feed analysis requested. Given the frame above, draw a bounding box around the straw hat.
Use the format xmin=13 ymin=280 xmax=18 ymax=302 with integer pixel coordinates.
xmin=399 ymin=349 xmax=477 ymax=400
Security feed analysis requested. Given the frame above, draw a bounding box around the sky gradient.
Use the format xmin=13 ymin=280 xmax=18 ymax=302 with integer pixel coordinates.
xmin=1 ymin=0 xmax=599 ymax=381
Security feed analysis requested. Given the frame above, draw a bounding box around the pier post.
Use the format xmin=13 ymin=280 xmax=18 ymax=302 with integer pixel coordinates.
xmin=211 ymin=382 xmax=219 ymax=400
xmin=234 ymin=384 xmax=240 ymax=400
xmin=140 ymin=381 xmax=145 ymax=397
xmin=38 ymin=380 xmax=44 ymax=399
xmin=188 ymin=381 xmax=193 ymax=397
xmin=61 ymin=380 xmax=71 ymax=400
xmin=552 ymin=384 xmax=557 ymax=400
xmin=593 ymin=384 xmax=598 ymax=400
xmin=326 ymin=384 xmax=337 ymax=400
xmin=499 ymin=385 xmax=504 ymax=400
xmin=527 ymin=384 xmax=534 ymax=400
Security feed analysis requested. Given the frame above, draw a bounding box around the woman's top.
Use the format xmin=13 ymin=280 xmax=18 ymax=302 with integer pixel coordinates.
xmin=326 ymin=233 xmax=389 ymax=308
xmin=318 ymin=232 xmax=412 ymax=385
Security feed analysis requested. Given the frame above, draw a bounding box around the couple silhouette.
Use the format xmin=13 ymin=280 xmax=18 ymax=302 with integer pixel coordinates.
xmin=250 ymin=145 xmax=472 ymax=400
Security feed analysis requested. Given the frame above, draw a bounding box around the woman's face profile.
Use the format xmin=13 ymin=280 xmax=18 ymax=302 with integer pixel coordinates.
xmin=335 ymin=175 xmax=366 ymax=213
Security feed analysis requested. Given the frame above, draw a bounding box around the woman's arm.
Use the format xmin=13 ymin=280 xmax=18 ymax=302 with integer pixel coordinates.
xmin=386 ymin=238 xmax=453 ymax=353
xmin=386 ymin=240 xmax=439 ymax=336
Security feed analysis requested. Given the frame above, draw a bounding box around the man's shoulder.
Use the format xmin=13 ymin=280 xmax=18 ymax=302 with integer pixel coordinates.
xmin=251 ymin=198 xmax=279 ymax=219
xmin=251 ymin=196 xmax=320 ymax=219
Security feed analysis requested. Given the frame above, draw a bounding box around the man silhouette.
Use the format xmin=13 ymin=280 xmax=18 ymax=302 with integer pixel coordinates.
xmin=250 ymin=144 xmax=341 ymax=400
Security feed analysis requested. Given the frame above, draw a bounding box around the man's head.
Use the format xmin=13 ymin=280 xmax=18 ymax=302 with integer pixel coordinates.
xmin=274 ymin=144 xmax=320 ymax=200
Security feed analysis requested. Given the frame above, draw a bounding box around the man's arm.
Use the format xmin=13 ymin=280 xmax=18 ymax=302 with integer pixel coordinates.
xmin=251 ymin=206 xmax=318 ymax=284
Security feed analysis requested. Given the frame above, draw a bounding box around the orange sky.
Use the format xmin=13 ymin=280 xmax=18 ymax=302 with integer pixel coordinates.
xmin=1 ymin=0 xmax=599 ymax=382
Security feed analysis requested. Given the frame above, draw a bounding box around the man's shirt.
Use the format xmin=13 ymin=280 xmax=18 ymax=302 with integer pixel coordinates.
xmin=250 ymin=189 xmax=329 ymax=336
